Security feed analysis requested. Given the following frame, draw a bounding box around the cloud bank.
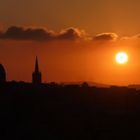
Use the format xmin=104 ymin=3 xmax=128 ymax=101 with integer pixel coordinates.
xmin=0 ymin=26 xmax=88 ymax=41
xmin=0 ymin=25 xmax=140 ymax=43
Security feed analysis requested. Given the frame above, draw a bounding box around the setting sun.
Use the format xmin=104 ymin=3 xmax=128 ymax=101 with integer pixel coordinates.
xmin=116 ymin=52 xmax=128 ymax=64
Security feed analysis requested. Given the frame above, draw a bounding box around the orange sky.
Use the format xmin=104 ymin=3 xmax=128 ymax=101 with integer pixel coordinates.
xmin=1 ymin=0 xmax=140 ymax=85
xmin=1 ymin=0 xmax=140 ymax=35
xmin=0 ymin=35 xmax=140 ymax=85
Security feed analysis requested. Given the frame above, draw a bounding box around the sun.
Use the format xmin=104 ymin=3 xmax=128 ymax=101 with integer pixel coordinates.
xmin=115 ymin=52 xmax=128 ymax=64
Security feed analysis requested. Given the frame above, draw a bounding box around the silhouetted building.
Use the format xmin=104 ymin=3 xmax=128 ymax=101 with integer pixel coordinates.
xmin=0 ymin=64 xmax=6 ymax=83
xmin=32 ymin=57 xmax=42 ymax=84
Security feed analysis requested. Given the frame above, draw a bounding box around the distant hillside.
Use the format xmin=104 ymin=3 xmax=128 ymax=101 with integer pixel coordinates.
xmin=60 ymin=81 xmax=110 ymax=88
xmin=128 ymin=85 xmax=140 ymax=90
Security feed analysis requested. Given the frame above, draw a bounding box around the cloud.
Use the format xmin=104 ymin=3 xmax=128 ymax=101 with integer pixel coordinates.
xmin=120 ymin=34 xmax=140 ymax=41
xmin=1 ymin=26 xmax=131 ymax=43
xmin=1 ymin=26 xmax=55 ymax=41
xmin=57 ymin=27 xmax=89 ymax=40
xmin=132 ymin=34 xmax=140 ymax=39
xmin=0 ymin=26 xmax=88 ymax=41
xmin=0 ymin=31 xmax=3 ymax=38
xmin=94 ymin=33 xmax=118 ymax=41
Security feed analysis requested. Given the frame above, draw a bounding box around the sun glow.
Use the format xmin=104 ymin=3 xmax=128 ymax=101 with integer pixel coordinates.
xmin=116 ymin=52 xmax=128 ymax=64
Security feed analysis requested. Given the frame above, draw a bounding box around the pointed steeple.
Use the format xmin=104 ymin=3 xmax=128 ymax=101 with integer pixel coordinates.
xmin=32 ymin=56 xmax=42 ymax=84
xmin=35 ymin=56 xmax=39 ymax=72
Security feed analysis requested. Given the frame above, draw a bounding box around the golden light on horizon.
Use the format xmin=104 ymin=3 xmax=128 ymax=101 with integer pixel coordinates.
xmin=115 ymin=52 xmax=128 ymax=64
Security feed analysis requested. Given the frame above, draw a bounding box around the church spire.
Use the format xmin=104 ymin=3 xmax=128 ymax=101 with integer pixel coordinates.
xmin=32 ymin=56 xmax=42 ymax=84
xmin=35 ymin=56 xmax=39 ymax=72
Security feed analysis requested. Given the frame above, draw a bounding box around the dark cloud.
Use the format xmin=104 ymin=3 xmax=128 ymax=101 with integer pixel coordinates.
xmin=57 ymin=27 xmax=86 ymax=40
xmin=0 ymin=31 xmax=3 ymax=38
xmin=1 ymin=26 xmax=55 ymax=41
xmin=0 ymin=26 xmax=122 ymax=42
xmin=94 ymin=33 xmax=118 ymax=41
xmin=0 ymin=26 xmax=87 ymax=41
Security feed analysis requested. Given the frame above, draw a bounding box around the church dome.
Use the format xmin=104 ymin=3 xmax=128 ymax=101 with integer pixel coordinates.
xmin=0 ymin=64 xmax=6 ymax=83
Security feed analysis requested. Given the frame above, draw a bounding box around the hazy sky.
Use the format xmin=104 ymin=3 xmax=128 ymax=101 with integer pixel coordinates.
xmin=1 ymin=0 xmax=140 ymax=85
xmin=0 ymin=0 xmax=140 ymax=35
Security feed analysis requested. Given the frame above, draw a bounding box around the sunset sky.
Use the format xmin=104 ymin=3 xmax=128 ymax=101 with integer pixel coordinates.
xmin=1 ymin=0 xmax=140 ymax=85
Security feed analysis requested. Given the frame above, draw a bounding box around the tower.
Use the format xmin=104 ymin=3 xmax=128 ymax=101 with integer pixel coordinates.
xmin=0 ymin=64 xmax=6 ymax=83
xmin=32 ymin=56 xmax=42 ymax=84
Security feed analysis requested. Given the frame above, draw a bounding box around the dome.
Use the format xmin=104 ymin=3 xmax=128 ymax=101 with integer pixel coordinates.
xmin=0 ymin=64 xmax=6 ymax=83
xmin=0 ymin=64 xmax=6 ymax=73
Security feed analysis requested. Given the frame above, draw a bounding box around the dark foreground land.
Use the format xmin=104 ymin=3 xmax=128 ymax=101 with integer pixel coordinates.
xmin=0 ymin=82 xmax=140 ymax=140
